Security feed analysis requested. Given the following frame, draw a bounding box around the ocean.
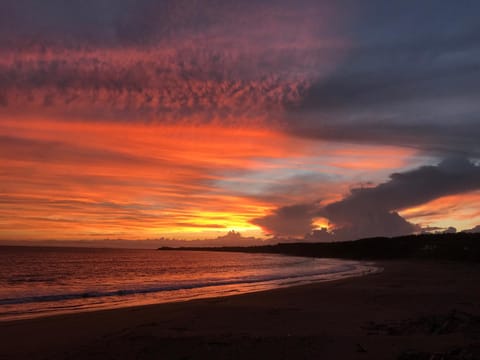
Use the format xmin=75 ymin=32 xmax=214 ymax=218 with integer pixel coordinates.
xmin=0 ymin=246 xmax=377 ymax=321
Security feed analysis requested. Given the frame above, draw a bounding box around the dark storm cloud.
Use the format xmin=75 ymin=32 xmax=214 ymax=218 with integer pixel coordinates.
xmin=320 ymin=157 xmax=480 ymax=240
xmin=285 ymin=0 xmax=480 ymax=156
xmin=288 ymin=122 xmax=480 ymax=158
xmin=252 ymin=158 xmax=480 ymax=240
xmin=251 ymin=203 xmax=318 ymax=237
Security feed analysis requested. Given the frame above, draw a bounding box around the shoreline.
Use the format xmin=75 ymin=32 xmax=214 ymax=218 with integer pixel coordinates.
xmin=0 ymin=264 xmax=380 ymax=325
xmin=1 ymin=259 xmax=479 ymax=359
xmin=0 ymin=256 xmax=379 ymax=323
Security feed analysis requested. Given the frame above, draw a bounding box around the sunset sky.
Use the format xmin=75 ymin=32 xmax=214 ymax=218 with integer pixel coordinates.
xmin=1 ymin=0 xmax=479 ymax=242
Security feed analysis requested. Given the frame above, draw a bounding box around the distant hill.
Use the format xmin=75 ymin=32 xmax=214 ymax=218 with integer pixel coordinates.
xmin=159 ymin=232 xmax=480 ymax=262
xmin=0 ymin=231 xmax=264 ymax=249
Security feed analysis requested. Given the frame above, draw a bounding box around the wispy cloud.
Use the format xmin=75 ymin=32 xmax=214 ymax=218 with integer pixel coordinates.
xmin=0 ymin=117 xmax=420 ymax=240
xmin=1 ymin=0 xmax=479 ymax=241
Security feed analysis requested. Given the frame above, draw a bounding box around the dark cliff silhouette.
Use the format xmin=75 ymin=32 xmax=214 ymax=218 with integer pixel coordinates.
xmin=159 ymin=232 xmax=480 ymax=262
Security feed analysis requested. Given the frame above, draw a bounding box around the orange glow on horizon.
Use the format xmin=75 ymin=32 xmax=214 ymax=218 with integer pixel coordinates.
xmin=0 ymin=117 xmax=426 ymax=241
xmin=312 ymin=217 xmax=331 ymax=230
xmin=400 ymin=191 xmax=480 ymax=231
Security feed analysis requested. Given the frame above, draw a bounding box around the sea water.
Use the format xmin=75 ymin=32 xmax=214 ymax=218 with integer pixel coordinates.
xmin=0 ymin=246 xmax=377 ymax=321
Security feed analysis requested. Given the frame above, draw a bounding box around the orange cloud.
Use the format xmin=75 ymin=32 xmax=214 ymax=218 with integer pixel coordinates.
xmin=0 ymin=118 xmax=305 ymax=240
xmin=0 ymin=117 xmax=421 ymax=240
xmin=400 ymin=191 xmax=480 ymax=231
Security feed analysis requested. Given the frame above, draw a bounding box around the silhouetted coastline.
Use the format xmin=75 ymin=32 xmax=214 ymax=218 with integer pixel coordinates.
xmin=159 ymin=232 xmax=480 ymax=262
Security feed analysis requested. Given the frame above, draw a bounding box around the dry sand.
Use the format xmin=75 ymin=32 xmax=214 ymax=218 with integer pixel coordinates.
xmin=1 ymin=260 xmax=480 ymax=359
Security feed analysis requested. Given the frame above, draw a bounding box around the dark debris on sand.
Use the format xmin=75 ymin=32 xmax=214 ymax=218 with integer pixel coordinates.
xmin=363 ymin=310 xmax=480 ymax=360
xmin=398 ymin=346 xmax=480 ymax=360
xmin=365 ymin=310 xmax=480 ymax=337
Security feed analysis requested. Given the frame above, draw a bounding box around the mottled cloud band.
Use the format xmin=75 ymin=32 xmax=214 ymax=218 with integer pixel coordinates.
xmin=0 ymin=0 xmax=345 ymax=124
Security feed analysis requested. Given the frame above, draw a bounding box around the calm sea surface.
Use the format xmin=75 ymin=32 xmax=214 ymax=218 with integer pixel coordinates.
xmin=0 ymin=246 xmax=377 ymax=321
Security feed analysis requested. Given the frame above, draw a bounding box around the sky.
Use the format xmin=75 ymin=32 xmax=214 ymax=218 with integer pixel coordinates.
xmin=0 ymin=0 xmax=479 ymax=243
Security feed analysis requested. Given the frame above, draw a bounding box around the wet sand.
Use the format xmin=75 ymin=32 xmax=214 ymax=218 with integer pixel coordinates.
xmin=1 ymin=260 xmax=480 ymax=359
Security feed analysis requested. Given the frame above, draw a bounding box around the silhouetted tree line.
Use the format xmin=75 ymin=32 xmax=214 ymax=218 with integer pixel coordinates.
xmin=160 ymin=233 xmax=480 ymax=262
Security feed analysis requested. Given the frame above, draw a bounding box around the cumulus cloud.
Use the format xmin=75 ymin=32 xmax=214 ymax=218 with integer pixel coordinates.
xmin=252 ymin=158 xmax=480 ymax=240
xmin=251 ymin=203 xmax=318 ymax=237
